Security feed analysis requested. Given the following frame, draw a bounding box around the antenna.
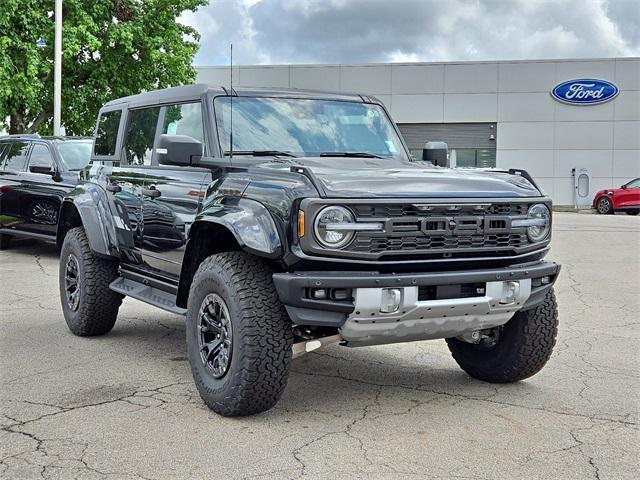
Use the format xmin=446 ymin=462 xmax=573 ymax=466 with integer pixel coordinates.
xmin=229 ymin=43 xmax=233 ymax=159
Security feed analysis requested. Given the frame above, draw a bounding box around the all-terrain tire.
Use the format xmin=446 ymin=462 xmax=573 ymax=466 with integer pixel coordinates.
xmin=59 ymin=227 xmax=122 ymax=336
xmin=446 ymin=289 xmax=558 ymax=383
xmin=186 ymin=251 xmax=293 ymax=417
xmin=0 ymin=234 xmax=10 ymax=250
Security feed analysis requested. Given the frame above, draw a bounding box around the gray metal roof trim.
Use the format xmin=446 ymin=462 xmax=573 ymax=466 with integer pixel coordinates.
xmin=101 ymin=84 xmax=366 ymax=109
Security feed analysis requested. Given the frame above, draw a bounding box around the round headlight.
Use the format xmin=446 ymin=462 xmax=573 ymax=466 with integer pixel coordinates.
xmin=314 ymin=206 xmax=355 ymax=248
xmin=527 ymin=203 xmax=551 ymax=242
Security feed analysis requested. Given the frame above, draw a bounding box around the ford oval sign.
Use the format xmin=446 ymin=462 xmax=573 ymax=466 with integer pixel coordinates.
xmin=551 ymin=79 xmax=619 ymax=105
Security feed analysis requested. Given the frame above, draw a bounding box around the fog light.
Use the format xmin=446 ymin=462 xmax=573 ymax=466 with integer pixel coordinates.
xmin=380 ymin=288 xmax=402 ymax=313
xmin=311 ymin=288 xmax=327 ymax=299
xmin=540 ymin=276 xmax=550 ymax=285
xmin=332 ymin=289 xmax=351 ymax=301
xmin=500 ymin=281 xmax=520 ymax=305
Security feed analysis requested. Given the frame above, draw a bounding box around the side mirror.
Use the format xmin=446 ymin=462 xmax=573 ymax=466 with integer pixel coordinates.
xmin=156 ymin=134 xmax=203 ymax=166
xmin=422 ymin=141 xmax=449 ymax=167
xmin=621 ymin=184 xmax=627 ymax=189
xmin=29 ymin=164 xmax=56 ymax=176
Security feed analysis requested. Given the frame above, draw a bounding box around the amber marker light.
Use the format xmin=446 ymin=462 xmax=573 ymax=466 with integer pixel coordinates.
xmin=298 ymin=210 xmax=305 ymax=238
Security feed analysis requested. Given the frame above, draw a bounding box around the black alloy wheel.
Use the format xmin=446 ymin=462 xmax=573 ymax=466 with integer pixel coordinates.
xmin=64 ymin=253 xmax=81 ymax=311
xmin=197 ymin=293 xmax=233 ymax=379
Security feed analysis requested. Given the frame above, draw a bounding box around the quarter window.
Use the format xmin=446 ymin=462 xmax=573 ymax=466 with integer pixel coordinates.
xmin=94 ymin=110 xmax=122 ymax=156
xmin=28 ymin=144 xmax=54 ymax=171
xmin=124 ymin=107 xmax=161 ymax=165
xmin=3 ymin=142 xmax=30 ymax=171
xmin=162 ymin=103 xmax=204 ymax=150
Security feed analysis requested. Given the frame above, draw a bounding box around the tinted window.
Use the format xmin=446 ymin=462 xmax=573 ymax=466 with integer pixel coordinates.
xmin=162 ymin=103 xmax=204 ymax=148
xmin=94 ymin=110 xmax=122 ymax=156
xmin=124 ymin=107 xmax=161 ymax=165
xmin=3 ymin=142 xmax=30 ymax=171
xmin=57 ymin=142 xmax=92 ymax=170
xmin=214 ymin=97 xmax=406 ymax=159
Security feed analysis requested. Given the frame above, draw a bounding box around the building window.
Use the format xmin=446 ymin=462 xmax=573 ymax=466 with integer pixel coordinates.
xmin=453 ymin=148 xmax=496 ymax=168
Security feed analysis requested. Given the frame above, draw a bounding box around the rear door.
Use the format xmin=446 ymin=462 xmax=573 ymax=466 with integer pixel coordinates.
xmin=19 ymin=142 xmax=70 ymax=237
xmin=90 ymin=107 xmax=146 ymax=263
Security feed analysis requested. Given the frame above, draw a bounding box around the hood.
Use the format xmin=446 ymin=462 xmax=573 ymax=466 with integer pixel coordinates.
xmin=258 ymin=158 xmax=543 ymax=198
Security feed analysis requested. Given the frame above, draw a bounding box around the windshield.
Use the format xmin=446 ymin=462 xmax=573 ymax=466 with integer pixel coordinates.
xmin=57 ymin=141 xmax=92 ymax=170
xmin=214 ymin=97 xmax=407 ymax=160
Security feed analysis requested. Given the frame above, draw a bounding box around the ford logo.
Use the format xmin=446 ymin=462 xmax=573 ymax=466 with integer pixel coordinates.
xmin=551 ymin=78 xmax=619 ymax=105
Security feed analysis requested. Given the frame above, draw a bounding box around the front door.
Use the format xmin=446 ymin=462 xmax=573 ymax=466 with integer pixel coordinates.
xmin=139 ymin=167 xmax=210 ymax=278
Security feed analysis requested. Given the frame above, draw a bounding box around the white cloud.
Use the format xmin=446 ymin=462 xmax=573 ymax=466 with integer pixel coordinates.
xmin=183 ymin=0 xmax=640 ymax=65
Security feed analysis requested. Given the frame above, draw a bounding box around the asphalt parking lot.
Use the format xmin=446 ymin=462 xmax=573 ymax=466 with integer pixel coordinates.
xmin=1 ymin=212 xmax=638 ymax=479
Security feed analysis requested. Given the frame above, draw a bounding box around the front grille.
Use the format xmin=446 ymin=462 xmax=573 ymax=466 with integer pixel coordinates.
xmin=343 ymin=202 xmax=534 ymax=258
xmin=352 ymin=202 xmax=529 ymax=218
xmin=349 ymin=233 xmax=528 ymax=253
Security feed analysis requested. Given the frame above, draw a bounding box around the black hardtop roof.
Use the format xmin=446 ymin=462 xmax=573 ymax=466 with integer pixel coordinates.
xmin=102 ymin=84 xmax=371 ymax=109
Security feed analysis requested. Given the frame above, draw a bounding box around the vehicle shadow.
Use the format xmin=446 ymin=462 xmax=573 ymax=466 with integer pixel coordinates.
xmin=1 ymin=237 xmax=59 ymax=258
xmin=95 ymin=316 xmax=539 ymax=416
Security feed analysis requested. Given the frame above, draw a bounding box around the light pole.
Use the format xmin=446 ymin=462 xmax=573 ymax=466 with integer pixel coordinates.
xmin=53 ymin=0 xmax=62 ymax=135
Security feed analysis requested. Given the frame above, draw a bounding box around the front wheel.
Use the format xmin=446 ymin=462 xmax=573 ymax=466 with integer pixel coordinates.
xmin=186 ymin=251 xmax=293 ymax=417
xmin=59 ymin=227 xmax=122 ymax=336
xmin=596 ymin=196 xmax=613 ymax=214
xmin=446 ymin=289 xmax=558 ymax=383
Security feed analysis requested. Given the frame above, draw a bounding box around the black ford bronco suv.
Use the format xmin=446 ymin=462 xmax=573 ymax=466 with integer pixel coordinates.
xmin=57 ymin=84 xmax=560 ymax=416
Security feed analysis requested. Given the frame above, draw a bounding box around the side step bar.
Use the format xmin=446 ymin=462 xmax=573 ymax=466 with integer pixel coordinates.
xmin=109 ymin=277 xmax=187 ymax=316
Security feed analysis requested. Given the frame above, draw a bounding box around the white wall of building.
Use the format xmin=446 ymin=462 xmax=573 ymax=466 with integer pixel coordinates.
xmin=197 ymin=58 xmax=640 ymax=205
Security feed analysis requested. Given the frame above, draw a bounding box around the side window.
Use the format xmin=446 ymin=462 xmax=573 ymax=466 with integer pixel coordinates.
xmin=3 ymin=142 xmax=30 ymax=172
xmin=94 ymin=110 xmax=122 ymax=156
xmin=162 ymin=102 xmax=204 ymax=152
xmin=123 ymin=107 xmax=161 ymax=165
xmin=626 ymin=179 xmax=640 ymax=189
xmin=28 ymin=144 xmax=55 ymax=172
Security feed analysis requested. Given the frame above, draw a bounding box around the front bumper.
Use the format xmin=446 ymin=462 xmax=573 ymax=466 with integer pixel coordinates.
xmin=273 ymin=260 xmax=561 ymax=345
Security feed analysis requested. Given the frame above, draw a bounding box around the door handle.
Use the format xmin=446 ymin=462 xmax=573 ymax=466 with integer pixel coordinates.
xmin=106 ymin=184 xmax=122 ymax=193
xmin=142 ymin=187 xmax=161 ymax=198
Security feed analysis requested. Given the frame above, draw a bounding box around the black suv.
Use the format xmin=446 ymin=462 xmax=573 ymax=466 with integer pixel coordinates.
xmin=56 ymin=85 xmax=560 ymax=416
xmin=0 ymin=135 xmax=92 ymax=249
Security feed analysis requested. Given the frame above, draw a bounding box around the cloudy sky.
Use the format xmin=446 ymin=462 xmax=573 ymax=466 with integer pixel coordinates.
xmin=181 ymin=0 xmax=640 ymax=66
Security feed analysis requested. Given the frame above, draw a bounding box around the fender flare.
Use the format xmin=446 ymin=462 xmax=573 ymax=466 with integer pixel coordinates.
xmin=57 ymin=184 xmax=120 ymax=257
xmin=190 ymin=198 xmax=282 ymax=258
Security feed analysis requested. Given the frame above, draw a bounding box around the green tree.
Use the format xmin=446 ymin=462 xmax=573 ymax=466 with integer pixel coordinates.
xmin=0 ymin=0 xmax=207 ymax=135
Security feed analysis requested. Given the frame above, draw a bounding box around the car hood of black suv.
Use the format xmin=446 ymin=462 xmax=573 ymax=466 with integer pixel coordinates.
xmin=257 ymin=157 xmax=543 ymax=198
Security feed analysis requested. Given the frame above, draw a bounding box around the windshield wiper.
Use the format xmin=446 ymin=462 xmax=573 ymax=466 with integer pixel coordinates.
xmin=223 ymin=150 xmax=297 ymax=157
xmin=319 ymin=151 xmax=383 ymax=159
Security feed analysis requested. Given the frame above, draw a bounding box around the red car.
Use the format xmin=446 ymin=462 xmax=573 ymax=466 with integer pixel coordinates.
xmin=593 ymin=178 xmax=640 ymax=215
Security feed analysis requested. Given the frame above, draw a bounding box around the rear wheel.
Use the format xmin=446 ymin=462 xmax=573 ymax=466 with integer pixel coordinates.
xmin=186 ymin=251 xmax=293 ymax=417
xmin=446 ymin=289 xmax=558 ymax=383
xmin=59 ymin=227 xmax=122 ymax=336
xmin=596 ymin=196 xmax=613 ymax=214
xmin=625 ymin=209 xmax=639 ymax=216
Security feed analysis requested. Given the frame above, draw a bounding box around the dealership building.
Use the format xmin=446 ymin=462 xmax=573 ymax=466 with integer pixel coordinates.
xmin=196 ymin=57 xmax=640 ymax=206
